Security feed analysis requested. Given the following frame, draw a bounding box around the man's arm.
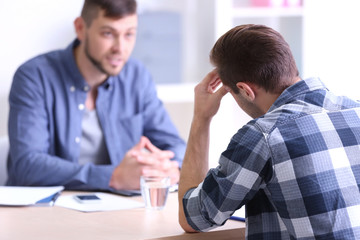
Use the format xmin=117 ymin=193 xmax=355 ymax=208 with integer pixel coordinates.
xmin=7 ymin=64 xmax=114 ymax=189
xmin=178 ymin=70 xmax=228 ymax=232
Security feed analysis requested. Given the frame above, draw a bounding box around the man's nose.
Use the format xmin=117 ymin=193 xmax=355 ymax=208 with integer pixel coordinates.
xmin=112 ymin=36 xmax=124 ymax=53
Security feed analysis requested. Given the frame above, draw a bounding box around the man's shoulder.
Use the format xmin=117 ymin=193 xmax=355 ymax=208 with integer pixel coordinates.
xmin=249 ymin=102 xmax=309 ymax=137
xmin=17 ymin=48 xmax=65 ymax=73
xmin=12 ymin=44 xmax=76 ymax=88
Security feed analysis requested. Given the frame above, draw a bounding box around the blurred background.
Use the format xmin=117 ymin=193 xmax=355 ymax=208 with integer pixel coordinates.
xmin=1 ymin=0 xmax=359 ymax=167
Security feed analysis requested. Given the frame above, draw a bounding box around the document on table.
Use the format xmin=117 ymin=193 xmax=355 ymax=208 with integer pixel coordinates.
xmin=0 ymin=186 xmax=64 ymax=206
xmin=55 ymin=192 xmax=144 ymax=212
xmin=230 ymin=206 xmax=245 ymax=222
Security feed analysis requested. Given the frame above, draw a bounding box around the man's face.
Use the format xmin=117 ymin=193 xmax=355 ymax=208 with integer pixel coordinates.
xmin=82 ymin=11 xmax=137 ymax=76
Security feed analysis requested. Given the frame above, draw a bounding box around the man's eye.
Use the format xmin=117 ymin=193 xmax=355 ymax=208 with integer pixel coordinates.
xmin=102 ymin=32 xmax=113 ymax=37
xmin=125 ymin=32 xmax=136 ymax=39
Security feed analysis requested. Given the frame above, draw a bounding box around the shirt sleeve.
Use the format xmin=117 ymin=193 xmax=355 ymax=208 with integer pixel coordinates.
xmin=7 ymin=63 xmax=114 ymax=190
xmin=182 ymin=122 xmax=273 ymax=231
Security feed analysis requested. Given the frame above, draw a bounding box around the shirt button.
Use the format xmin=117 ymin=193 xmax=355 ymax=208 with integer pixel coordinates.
xmin=70 ymin=86 xmax=75 ymax=92
xmin=78 ymin=104 xmax=85 ymax=110
xmin=83 ymin=86 xmax=90 ymax=92
xmin=75 ymin=137 xmax=80 ymax=143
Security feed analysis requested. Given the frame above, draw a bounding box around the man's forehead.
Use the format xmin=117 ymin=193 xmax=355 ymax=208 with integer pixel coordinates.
xmin=91 ymin=11 xmax=138 ymax=29
xmin=97 ymin=9 xmax=137 ymax=21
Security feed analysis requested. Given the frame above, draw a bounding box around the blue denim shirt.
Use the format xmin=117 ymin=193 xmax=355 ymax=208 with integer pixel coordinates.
xmin=7 ymin=40 xmax=186 ymax=190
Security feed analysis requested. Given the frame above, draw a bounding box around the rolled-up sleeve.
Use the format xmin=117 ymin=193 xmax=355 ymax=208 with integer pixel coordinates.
xmin=182 ymin=123 xmax=272 ymax=231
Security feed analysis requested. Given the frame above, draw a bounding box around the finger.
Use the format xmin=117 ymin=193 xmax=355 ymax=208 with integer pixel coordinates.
xmin=215 ymin=85 xmax=229 ymax=98
xmin=136 ymin=151 xmax=175 ymax=168
xmin=208 ymin=77 xmax=222 ymax=93
xmin=170 ymin=160 xmax=179 ymax=169
xmin=156 ymin=159 xmax=179 ymax=172
xmin=141 ymin=138 xmax=175 ymax=160
xmin=158 ymin=160 xmax=179 ymax=171
xmin=132 ymin=136 xmax=150 ymax=152
xmin=131 ymin=136 xmax=160 ymax=158
xmin=157 ymin=159 xmax=173 ymax=170
xmin=199 ymin=69 xmax=218 ymax=87
xmin=153 ymin=150 xmax=175 ymax=161
xmin=141 ymin=168 xmax=166 ymax=177
xmin=135 ymin=153 xmax=158 ymax=166
xmin=142 ymin=137 xmax=162 ymax=153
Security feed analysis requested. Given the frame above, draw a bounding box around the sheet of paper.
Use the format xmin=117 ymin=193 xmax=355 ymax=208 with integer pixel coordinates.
xmin=0 ymin=186 xmax=64 ymax=206
xmin=231 ymin=206 xmax=245 ymax=221
xmin=55 ymin=192 xmax=144 ymax=212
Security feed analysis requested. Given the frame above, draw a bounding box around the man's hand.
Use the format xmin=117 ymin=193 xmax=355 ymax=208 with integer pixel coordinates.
xmin=193 ymin=69 xmax=229 ymax=122
xmin=109 ymin=136 xmax=179 ymax=190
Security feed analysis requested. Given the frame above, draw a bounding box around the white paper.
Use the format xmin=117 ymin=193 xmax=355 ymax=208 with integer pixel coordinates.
xmin=55 ymin=192 xmax=144 ymax=212
xmin=232 ymin=206 xmax=245 ymax=219
xmin=0 ymin=186 xmax=64 ymax=206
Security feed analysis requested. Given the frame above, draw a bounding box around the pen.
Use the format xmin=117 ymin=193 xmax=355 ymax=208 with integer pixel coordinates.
xmin=230 ymin=216 xmax=245 ymax=222
xmin=49 ymin=192 xmax=61 ymax=206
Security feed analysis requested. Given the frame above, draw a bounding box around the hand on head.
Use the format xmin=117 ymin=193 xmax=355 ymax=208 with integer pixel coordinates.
xmin=109 ymin=136 xmax=179 ymax=190
xmin=193 ymin=69 xmax=229 ymax=122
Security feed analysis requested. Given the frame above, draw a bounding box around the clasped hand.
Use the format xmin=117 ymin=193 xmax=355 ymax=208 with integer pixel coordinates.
xmin=109 ymin=136 xmax=179 ymax=190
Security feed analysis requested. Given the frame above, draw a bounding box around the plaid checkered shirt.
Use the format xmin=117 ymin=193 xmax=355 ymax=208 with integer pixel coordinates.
xmin=183 ymin=78 xmax=360 ymax=239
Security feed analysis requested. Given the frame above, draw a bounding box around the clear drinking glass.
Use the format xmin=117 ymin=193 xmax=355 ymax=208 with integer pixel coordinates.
xmin=140 ymin=176 xmax=171 ymax=210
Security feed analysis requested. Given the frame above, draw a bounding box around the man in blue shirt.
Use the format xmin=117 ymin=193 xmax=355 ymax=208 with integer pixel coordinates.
xmin=179 ymin=24 xmax=360 ymax=239
xmin=7 ymin=0 xmax=185 ymax=191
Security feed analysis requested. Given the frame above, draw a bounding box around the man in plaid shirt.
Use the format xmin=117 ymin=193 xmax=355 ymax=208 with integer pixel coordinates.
xmin=178 ymin=24 xmax=360 ymax=239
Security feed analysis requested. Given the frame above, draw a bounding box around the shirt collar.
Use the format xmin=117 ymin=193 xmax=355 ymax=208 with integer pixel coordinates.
xmin=269 ymin=77 xmax=328 ymax=112
xmin=62 ymin=39 xmax=88 ymax=91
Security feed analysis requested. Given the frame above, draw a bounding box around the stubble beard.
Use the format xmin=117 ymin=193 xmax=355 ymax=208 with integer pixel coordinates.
xmin=84 ymin=39 xmax=118 ymax=77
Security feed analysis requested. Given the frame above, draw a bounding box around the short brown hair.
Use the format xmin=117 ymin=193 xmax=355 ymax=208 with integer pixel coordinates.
xmin=81 ymin=0 xmax=137 ymax=27
xmin=210 ymin=24 xmax=298 ymax=94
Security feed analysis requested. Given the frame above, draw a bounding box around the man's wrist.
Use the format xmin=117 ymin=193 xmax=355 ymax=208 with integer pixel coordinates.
xmin=109 ymin=171 xmax=122 ymax=190
xmin=192 ymin=115 xmax=212 ymax=127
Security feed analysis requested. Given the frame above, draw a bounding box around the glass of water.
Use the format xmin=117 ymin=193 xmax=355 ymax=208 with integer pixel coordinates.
xmin=140 ymin=176 xmax=171 ymax=210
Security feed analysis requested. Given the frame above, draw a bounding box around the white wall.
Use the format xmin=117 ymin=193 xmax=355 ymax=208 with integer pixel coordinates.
xmin=303 ymin=0 xmax=360 ymax=99
xmin=0 ymin=0 xmax=84 ymax=135
xmin=0 ymin=0 xmax=209 ymax=136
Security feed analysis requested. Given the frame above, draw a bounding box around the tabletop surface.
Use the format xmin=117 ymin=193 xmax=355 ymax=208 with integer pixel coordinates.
xmin=0 ymin=191 xmax=245 ymax=240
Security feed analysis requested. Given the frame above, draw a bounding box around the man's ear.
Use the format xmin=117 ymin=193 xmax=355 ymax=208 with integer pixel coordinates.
xmin=74 ymin=17 xmax=86 ymax=41
xmin=236 ymin=82 xmax=255 ymax=101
